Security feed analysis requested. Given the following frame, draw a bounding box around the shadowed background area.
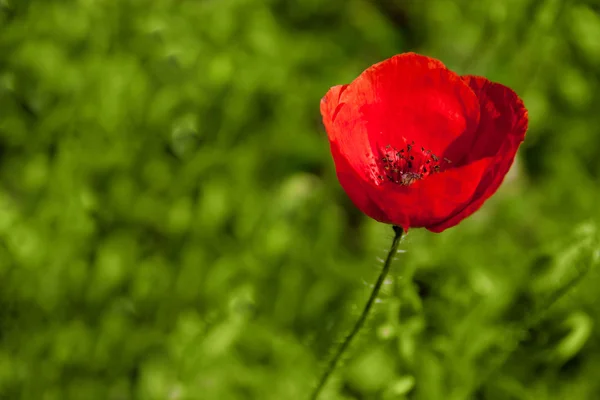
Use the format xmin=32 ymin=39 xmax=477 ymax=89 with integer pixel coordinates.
xmin=1 ymin=0 xmax=600 ymax=399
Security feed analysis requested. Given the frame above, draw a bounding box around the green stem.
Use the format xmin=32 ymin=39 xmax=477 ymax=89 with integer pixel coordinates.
xmin=310 ymin=225 xmax=404 ymax=400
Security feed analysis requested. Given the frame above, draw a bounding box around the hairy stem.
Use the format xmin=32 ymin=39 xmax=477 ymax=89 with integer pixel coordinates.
xmin=310 ymin=225 xmax=404 ymax=400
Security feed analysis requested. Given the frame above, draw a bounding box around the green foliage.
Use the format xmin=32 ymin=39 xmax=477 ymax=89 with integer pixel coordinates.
xmin=1 ymin=0 xmax=600 ymax=399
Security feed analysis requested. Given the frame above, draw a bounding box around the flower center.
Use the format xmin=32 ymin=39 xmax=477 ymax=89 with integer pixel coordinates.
xmin=376 ymin=141 xmax=448 ymax=186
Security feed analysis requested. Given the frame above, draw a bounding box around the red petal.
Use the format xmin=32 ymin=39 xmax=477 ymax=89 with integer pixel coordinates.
xmin=323 ymin=86 xmax=390 ymax=221
xmin=460 ymin=76 xmax=528 ymax=163
xmin=329 ymin=141 xmax=391 ymax=224
xmin=426 ymin=76 xmax=528 ymax=232
xmin=321 ymin=84 xmax=380 ymax=184
xmin=320 ymin=84 xmax=348 ymax=130
xmin=344 ymin=53 xmax=481 ymax=158
xmin=369 ymin=157 xmax=494 ymax=230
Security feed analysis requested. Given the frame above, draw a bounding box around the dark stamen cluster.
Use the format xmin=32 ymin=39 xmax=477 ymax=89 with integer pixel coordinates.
xmin=376 ymin=141 xmax=446 ymax=186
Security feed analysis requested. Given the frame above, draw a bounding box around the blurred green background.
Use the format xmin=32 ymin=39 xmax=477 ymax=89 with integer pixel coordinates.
xmin=1 ymin=0 xmax=600 ymax=399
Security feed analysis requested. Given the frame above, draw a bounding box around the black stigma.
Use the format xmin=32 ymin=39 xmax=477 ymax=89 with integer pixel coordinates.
xmin=377 ymin=143 xmax=444 ymax=185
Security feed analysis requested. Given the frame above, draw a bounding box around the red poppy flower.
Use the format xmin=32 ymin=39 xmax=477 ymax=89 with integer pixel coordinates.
xmin=321 ymin=53 xmax=528 ymax=232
